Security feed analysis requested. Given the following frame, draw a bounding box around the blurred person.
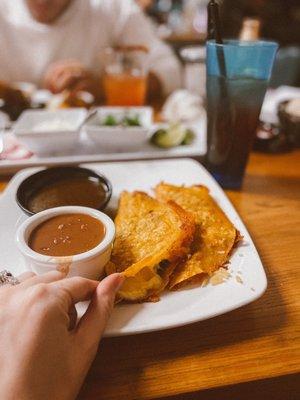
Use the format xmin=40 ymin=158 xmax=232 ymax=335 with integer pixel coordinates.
xmin=0 ymin=0 xmax=182 ymax=100
xmin=0 ymin=270 xmax=124 ymax=400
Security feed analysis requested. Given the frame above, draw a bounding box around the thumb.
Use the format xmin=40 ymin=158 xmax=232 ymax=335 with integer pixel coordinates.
xmin=76 ymin=273 xmax=123 ymax=346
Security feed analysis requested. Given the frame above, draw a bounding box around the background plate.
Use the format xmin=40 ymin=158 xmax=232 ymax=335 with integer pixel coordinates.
xmin=0 ymin=116 xmax=206 ymax=175
xmin=0 ymin=159 xmax=266 ymax=336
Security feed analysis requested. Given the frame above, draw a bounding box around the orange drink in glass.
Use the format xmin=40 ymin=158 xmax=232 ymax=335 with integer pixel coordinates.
xmin=102 ymin=46 xmax=148 ymax=106
xmin=104 ymin=73 xmax=147 ymax=106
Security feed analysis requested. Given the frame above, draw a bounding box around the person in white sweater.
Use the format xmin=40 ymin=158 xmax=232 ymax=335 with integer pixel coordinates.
xmin=0 ymin=0 xmax=182 ymax=100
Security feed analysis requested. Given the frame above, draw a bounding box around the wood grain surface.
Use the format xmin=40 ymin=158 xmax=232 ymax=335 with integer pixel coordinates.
xmin=1 ymin=150 xmax=299 ymax=400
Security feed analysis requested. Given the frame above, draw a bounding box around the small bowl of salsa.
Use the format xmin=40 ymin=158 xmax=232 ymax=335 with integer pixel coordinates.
xmin=16 ymin=166 xmax=112 ymax=215
xmin=16 ymin=206 xmax=115 ymax=279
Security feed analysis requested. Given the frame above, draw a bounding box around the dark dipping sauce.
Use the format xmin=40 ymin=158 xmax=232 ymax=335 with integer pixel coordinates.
xmin=29 ymin=213 xmax=106 ymax=257
xmin=28 ymin=177 xmax=107 ymax=214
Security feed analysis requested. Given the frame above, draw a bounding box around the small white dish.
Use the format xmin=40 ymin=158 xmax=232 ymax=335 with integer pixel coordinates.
xmin=15 ymin=206 xmax=115 ymax=280
xmin=13 ymin=108 xmax=88 ymax=156
xmin=84 ymin=106 xmax=152 ymax=150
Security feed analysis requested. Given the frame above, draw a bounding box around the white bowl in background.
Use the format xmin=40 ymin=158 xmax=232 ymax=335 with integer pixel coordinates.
xmin=13 ymin=108 xmax=88 ymax=156
xmin=84 ymin=106 xmax=153 ymax=150
xmin=16 ymin=206 xmax=115 ymax=280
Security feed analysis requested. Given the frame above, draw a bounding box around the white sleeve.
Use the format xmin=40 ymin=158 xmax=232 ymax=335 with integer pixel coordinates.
xmin=110 ymin=0 xmax=182 ymax=95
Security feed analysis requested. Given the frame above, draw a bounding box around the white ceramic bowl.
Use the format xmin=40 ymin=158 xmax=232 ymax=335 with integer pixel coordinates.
xmin=16 ymin=206 xmax=115 ymax=280
xmin=13 ymin=108 xmax=87 ymax=156
xmin=84 ymin=106 xmax=153 ymax=150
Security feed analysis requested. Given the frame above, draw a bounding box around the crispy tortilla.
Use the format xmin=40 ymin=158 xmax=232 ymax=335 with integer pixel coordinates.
xmin=155 ymin=183 xmax=240 ymax=289
xmin=106 ymin=191 xmax=195 ymax=301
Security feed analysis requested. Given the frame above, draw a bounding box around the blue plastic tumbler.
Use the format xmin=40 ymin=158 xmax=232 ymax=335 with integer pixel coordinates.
xmin=206 ymin=40 xmax=278 ymax=189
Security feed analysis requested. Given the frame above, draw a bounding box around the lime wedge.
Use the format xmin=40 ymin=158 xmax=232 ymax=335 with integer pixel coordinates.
xmin=151 ymin=124 xmax=187 ymax=148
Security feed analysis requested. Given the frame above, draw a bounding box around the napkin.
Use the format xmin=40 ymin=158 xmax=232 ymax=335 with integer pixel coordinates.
xmin=162 ymin=89 xmax=205 ymax=122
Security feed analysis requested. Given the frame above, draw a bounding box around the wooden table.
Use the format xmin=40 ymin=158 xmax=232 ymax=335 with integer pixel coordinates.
xmin=1 ymin=151 xmax=299 ymax=399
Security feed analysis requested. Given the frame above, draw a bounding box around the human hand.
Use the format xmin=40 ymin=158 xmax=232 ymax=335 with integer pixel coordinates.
xmin=43 ymin=59 xmax=101 ymax=99
xmin=136 ymin=0 xmax=154 ymax=11
xmin=0 ymin=271 xmax=123 ymax=400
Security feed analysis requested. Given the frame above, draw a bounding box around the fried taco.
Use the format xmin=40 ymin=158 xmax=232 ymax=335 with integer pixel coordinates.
xmin=106 ymin=191 xmax=195 ymax=301
xmin=155 ymin=183 xmax=241 ymax=289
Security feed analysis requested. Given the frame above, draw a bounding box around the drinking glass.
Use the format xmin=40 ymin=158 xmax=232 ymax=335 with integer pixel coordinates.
xmin=102 ymin=46 xmax=148 ymax=106
xmin=206 ymin=39 xmax=278 ymax=189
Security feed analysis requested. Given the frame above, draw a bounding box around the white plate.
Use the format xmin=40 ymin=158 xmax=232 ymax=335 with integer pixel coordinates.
xmin=0 ymin=117 xmax=206 ymax=175
xmin=0 ymin=159 xmax=266 ymax=336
